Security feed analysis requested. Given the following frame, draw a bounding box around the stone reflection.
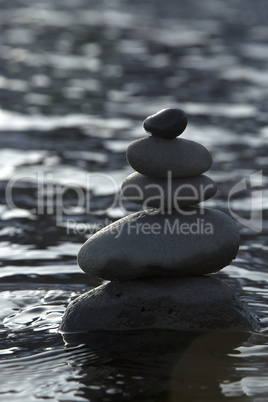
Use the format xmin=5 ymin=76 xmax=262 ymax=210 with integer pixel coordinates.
xmin=63 ymin=329 xmax=251 ymax=401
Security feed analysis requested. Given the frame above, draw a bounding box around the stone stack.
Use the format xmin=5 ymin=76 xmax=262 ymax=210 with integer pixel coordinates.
xmin=60 ymin=108 xmax=258 ymax=335
xmin=123 ymin=108 xmax=216 ymax=211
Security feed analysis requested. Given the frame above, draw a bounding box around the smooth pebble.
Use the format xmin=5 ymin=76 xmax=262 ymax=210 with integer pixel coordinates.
xmin=127 ymin=136 xmax=212 ymax=178
xmin=78 ymin=208 xmax=240 ymax=281
xmin=143 ymin=108 xmax=188 ymax=139
xmin=121 ymin=172 xmax=217 ymax=209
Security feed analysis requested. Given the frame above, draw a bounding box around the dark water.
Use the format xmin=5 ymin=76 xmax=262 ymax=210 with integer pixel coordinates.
xmin=0 ymin=0 xmax=268 ymax=400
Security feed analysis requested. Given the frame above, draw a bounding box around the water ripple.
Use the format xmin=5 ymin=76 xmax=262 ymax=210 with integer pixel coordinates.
xmin=0 ymin=0 xmax=268 ymax=400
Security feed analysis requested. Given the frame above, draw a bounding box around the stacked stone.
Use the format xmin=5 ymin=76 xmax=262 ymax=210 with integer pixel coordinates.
xmin=60 ymin=108 xmax=258 ymax=335
xmin=123 ymin=108 xmax=216 ymax=211
xmin=78 ymin=108 xmax=239 ymax=280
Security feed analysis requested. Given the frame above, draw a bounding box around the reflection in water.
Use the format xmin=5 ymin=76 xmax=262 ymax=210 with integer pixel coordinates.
xmin=0 ymin=0 xmax=268 ymax=400
xmin=63 ymin=330 xmax=251 ymax=401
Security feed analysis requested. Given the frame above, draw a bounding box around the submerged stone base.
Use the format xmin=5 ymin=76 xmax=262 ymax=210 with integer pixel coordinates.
xmin=60 ymin=276 xmax=259 ymax=334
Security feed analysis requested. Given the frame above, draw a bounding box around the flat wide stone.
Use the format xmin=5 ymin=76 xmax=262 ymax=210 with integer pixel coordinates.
xmin=127 ymin=136 xmax=212 ymax=178
xmin=78 ymin=208 xmax=240 ymax=281
xmin=60 ymin=277 xmax=258 ymax=333
xmin=121 ymin=172 xmax=217 ymax=209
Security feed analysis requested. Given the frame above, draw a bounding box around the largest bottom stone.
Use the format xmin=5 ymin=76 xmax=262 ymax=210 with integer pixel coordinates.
xmin=60 ymin=276 xmax=258 ymax=333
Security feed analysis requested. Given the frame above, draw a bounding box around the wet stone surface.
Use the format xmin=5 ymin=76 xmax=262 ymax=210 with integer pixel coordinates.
xmin=0 ymin=0 xmax=268 ymax=401
xmin=126 ymin=136 xmax=212 ymax=177
xmin=143 ymin=108 xmax=188 ymax=139
xmin=60 ymin=277 xmax=259 ymax=333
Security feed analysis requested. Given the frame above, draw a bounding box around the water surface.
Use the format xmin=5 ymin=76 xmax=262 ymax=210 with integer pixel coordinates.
xmin=0 ymin=0 xmax=268 ymax=400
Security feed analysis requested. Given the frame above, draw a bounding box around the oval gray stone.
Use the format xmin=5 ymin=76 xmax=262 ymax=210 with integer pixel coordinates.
xmin=77 ymin=208 xmax=240 ymax=281
xmin=60 ymin=277 xmax=259 ymax=333
xmin=121 ymin=172 xmax=217 ymax=209
xmin=143 ymin=108 xmax=187 ymax=139
xmin=127 ymin=137 xmax=212 ymax=178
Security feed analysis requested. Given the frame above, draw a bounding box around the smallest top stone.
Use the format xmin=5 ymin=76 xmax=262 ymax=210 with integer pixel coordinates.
xmin=143 ymin=108 xmax=188 ymax=139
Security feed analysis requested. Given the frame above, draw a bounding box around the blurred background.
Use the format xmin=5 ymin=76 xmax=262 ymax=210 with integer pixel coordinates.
xmin=0 ymin=0 xmax=268 ymax=401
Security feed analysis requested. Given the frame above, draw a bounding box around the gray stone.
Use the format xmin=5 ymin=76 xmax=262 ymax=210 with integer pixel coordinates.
xmin=121 ymin=172 xmax=217 ymax=209
xmin=143 ymin=108 xmax=187 ymax=139
xmin=127 ymin=136 xmax=212 ymax=178
xmin=77 ymin=208 xmax=240 ymax=281
xmin=60 ymin=276 xmax=259 ymax=333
